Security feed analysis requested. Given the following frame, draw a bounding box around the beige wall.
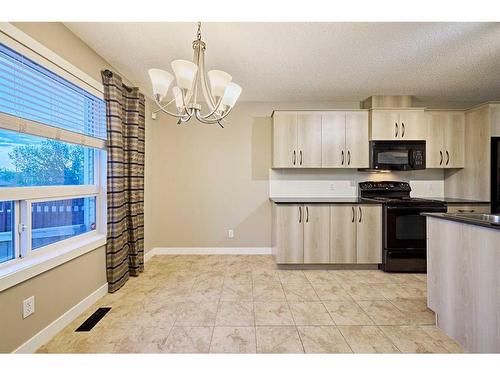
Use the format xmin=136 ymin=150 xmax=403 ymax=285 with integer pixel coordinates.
xmin=0 ymin=23 xmax=120 ymax=353
xmin=146 ymin=101 xmax=359 ymax=249
xmin=0 ymin=247 xmax=106 ymax=352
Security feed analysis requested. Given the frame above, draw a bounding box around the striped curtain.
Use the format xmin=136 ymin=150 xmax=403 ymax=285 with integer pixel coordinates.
xmin=102 ymin=70 xmax=145 ymax=293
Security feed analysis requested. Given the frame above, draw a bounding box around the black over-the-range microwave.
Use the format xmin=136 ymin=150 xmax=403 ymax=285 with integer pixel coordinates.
xmin=368 ymin=140 xmax=426 ymax=171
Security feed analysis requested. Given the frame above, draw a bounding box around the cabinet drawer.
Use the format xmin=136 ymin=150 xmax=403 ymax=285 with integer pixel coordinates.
xmin=446 ymin=204 xmax=490 ymax=214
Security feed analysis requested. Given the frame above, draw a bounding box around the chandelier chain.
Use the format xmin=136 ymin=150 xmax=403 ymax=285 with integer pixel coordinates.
xmin=196 ymin=22 xmax=202 ymax=41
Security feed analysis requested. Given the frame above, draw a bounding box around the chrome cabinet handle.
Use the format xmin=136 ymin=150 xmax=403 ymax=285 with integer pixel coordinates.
xmin=341 ymin=150 xmax=344 ymax=165
xmin=347 ymin=150 xmax=351 ymax=166
xmin=395 ymin=122 xmax=398 ymax=138
xmin=458 ymin=209 xmax=475 ymax=213
xmin=299 ymin=150 xmax=303 ymax=166
xmin=401 ymin=122 xmax=405 ymax=138
xmin=446 ymin=150 xmax=450 ymax=165
xmin=299 ymin=206 xmax=302 ymax=223
xmin=358 ymin=206 xmax=362 ymax=222
xmin=439 ymin=151 xmax=443 ymax=165
xmin=351 ymin=206 xmax=355 ymax=223
xmin=305 ymin=206 xmax=309 ymax=223
xmin=293 ymin=150 xmax=296 ymax=166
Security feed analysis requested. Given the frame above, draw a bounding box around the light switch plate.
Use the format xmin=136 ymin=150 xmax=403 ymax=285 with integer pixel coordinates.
xmin=23 ymin=296 xmax=35 ymax=319
xmin=228 ymin=229 xmax=234 ymax=239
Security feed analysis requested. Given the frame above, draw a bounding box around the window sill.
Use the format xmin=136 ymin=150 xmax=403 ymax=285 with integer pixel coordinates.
xmin=0 ymin=234 xmax=106 ymax=292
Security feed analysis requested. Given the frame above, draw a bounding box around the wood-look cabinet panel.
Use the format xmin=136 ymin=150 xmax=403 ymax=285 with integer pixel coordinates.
xmin=273 ymin=112 xmax=298 ymax=168
xmin=297 ymin=113 xmax=322 ymax=168
xmin=443 ymin=112 xmax=465 ymax=168
xmin=345 ymin=111 xmax=369 ymax=168
xmin=356 ymin=205 xmax=382 ymax=264
xmin=321 ymin=112 xmax=346 ymax=168
xmin=426 ymin=112 xmax=445 ymax=168
xmin=274 ymin=204 xmax=304 ymax=264
xmin=399 ymin=110 xmax=426 ymax=140
xmin=370 ymin=110 xmax=400 ymax=140
xmin=303 ymin=205 xmax=330 ymax=263
xmin=330 ymin=205 xmax=357 ymax=263
xmin=426 ymin=111 xmax=465 ymax=169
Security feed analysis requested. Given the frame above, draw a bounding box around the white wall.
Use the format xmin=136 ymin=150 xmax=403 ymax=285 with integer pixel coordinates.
xmin=270 ymin=169 xmax=445 ymax=198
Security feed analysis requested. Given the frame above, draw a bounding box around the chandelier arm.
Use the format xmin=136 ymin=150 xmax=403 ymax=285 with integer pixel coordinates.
xmin=152 ymin=95 xmax=178 ymax=114
xmin=194 ymin=109 xmax=213 ymax=124
xmin=198 ymin=96 xmax=225 ymax=120
xmin=153 ymin=96 xmax=189 ymax=119
xmin=197 ymin=46 xmax=217 ymax=111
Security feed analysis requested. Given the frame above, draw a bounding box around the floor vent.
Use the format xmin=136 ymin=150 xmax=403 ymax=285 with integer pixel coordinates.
xmin=75 ymin=307 xmax=111 ymax=332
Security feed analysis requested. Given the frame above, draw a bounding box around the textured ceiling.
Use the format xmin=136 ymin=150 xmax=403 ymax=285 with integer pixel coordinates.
xmin=65 ymin=22 xmax=500 ymax=104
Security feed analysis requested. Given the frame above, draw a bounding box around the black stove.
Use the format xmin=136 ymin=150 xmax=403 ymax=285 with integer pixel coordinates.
xmin=359 ymin=181 xmax=447 ymax=273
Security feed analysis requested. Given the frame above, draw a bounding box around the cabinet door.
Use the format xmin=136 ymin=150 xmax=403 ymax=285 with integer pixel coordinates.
xmin=370 ymin=110 xmax=400 ymax=140
xmin=275 ymin=205 xmax=304 ymax=264
xmin=356 ymin=205 xmax=382 ymax=263
xmin=399 ymin=110 xmax=426 ymax=140
xmin=443 ymin=112 xmax=465 ymax=168
xmin=273 ymin=112 xmax=297 ymax=168
xmin=303 ymin=205 xmax=330 ymax=263
xmin=297 ymin=113 xmax=322 ymax=168
xmin=321 ymin=112 xmax=346 ymax=167
xmin=345 ymin=111 xmax=369 ymax=168
xmin=330 ymin=205 xmax=357 ymax=263
xmin=426 ymin=112 xmax=445 ymax=168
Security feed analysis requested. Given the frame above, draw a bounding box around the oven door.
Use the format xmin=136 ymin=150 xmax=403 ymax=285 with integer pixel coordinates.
xmin=384 ymin=206 xmax=442 ymax=250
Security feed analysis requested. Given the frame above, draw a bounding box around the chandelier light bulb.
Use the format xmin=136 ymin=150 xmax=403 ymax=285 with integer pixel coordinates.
xmin=208 ymin=70 xmax=232 ymax=98
xmin=221 ymin=82 xmax=242 ymax=108
xmin=171 ymin=60 xmax=198 ymax=90
xmin=172 ymin=86 xmax=184 ymax=110
xmin=148 ymin=68 xmax=173 ymax=101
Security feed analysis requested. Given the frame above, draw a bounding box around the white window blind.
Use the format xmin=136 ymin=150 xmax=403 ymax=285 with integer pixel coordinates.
xmin=0 ymin=42 xmax=106 ymax=148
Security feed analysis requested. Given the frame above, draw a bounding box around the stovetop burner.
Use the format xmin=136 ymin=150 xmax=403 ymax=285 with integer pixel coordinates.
xmin=358 ymin=181 xmax=446 ymax=207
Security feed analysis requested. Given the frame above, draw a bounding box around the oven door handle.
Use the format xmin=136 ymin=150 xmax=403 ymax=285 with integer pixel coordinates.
xmin=386 ymin=206 xmax=446 ymax=212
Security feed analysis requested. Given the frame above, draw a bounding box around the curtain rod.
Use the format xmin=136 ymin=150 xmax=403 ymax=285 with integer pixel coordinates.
xmin=102 ymin=69 xmax=133 ymax=93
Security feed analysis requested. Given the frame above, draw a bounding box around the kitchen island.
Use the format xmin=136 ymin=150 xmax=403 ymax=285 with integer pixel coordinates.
xmin=423 ymin=213 xmax=500 ymax=353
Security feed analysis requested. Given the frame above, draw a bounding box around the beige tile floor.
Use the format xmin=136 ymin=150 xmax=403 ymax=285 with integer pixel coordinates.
xmin=37 ymin=255 xmax=464 ymax=354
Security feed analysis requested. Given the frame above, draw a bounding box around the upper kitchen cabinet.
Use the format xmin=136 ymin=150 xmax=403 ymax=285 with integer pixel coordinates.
xmin=369 ymin=109 xmax=426 ymax=140
xmin=272 ymin=111 xmax=321 ymax=168
xmin=426 ymin=110 xmax=465 ymax=168
xmin=322 ymin=111 xmax=369 ymax=168
xmin=272 ymin=112 xmax=298 ymax=168
xmin=297 ymin=113 xmax=322 ymax=167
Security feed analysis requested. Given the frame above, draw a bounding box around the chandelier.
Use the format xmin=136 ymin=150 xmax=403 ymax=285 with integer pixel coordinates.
xmin=148 ymin=22 xmax=242 ymax=127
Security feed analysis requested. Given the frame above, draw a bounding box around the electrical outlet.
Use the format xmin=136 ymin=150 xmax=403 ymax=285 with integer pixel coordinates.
xmin=228 ymin=229 xmax=234 ymax=239
xmin=329 ymin=183 xmax=335 ymax=191
xmin=23 ymin=296 xmax=35 ymax=319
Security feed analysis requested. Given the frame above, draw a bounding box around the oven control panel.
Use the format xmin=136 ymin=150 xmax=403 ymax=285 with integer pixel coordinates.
xmin=359 ymin=181 xmax=411 ymax=192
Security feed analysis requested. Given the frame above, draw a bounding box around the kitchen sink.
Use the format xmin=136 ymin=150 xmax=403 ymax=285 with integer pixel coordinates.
xmin=450 ymin=213 xmax=500 ymax=225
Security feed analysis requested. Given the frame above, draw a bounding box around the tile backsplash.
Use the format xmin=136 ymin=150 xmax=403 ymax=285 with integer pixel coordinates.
xmin=269 ymin=169 xmax=445 ymax=198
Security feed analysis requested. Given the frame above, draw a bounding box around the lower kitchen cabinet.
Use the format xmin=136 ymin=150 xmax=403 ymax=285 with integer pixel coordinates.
xmin=273 ymin=203 xmax=382 ymax=265
xmin=303 ymin=205 xmax=330 ymax=263
xmin=274 ymin=204 xmax=303 ymax=263
xmin=356 ymin=205 xmax=382 ymax=263
xmin=330 ymin=205 xmax=357 ymax=263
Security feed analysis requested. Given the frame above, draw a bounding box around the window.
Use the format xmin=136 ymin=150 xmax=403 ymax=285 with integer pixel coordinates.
xmin=0 ymin=201 xmax=14 ymax=263
xmin=0 ymin=129 xmax=95 ymax=187
xmin=0 ymin=31 xmax=106 ymax=276
xmin=31 ymin=196 xmax=97 ymax=250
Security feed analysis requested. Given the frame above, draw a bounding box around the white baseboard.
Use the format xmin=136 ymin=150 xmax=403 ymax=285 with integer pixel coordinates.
xmin=148 ymin=247 xmax=272 ymax=256
xmin=144 ymin=249 xmax=156 ymax=263
xmin=13 ymin=283 xmax=108 ymax=353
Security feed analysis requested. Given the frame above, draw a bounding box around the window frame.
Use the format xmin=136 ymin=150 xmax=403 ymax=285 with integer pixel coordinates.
xmin=0 ymin=23 xmax=107 ymax=292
